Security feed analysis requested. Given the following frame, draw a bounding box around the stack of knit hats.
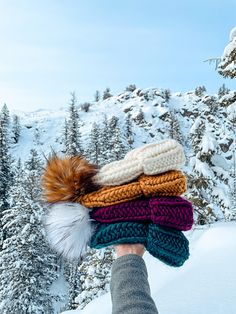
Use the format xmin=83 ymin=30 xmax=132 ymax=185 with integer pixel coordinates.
xmin=42 ymin=139 xmax=193 ymax=267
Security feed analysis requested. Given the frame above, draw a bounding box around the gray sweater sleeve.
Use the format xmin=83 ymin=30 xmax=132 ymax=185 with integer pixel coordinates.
xmin=110 ymin=254 xmax=158 ymax=314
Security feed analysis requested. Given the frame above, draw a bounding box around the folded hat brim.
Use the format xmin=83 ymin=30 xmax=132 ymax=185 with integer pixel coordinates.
xmin=90 ymin=222 xmax=189 ymax=267
xmin=80 ymin=170 xmax=186 ymax=208
xmin=91 ymin=196 xmax=193 ymax=231
xmin=93 ymin=139 xmax=185 ymax=186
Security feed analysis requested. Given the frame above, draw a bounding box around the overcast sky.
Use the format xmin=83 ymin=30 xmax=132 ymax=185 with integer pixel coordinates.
xmin=0 ymin=0 xmax=235 ymax=111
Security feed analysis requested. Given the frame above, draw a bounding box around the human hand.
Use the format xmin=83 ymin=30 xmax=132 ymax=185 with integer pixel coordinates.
xmin=114 ymin=243 xmax=145 ymax=258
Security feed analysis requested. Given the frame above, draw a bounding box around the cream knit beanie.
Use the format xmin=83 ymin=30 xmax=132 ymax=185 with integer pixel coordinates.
xmin=93 ymin=139 xmax=185 ymax=186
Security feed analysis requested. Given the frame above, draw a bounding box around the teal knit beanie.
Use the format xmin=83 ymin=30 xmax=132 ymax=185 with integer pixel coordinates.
xmin=90 ymin=222 xmax=189 ymax=267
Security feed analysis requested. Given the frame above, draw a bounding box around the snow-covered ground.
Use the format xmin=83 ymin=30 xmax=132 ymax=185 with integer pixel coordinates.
xmin=62 ymin=222 xmax=236 ymax=314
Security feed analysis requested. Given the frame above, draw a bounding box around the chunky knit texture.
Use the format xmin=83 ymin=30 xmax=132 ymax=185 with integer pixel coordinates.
xmin=147 ymin=224 xmax=189 ymax=267
xmin=90 ymin=222 xmax=189 ymax=267
xmin=79 ymin=170 xmax=186 ymax=208
xmin=90 ymin=196 xmax=193 ymax=231
xmin=93 ymin=139 xmax=185 ymax=186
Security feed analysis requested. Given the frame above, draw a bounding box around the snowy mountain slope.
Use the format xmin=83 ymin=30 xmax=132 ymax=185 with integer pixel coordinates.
xmin=10 ymin=88 xmax=232 ymax=161
xmin=9 ymin=87 xmax=235 ymax=222
xmin=62 ymin=222 xmax=236 ymax=314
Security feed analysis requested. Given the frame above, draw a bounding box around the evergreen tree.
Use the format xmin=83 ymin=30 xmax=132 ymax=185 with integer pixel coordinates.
xmin=163 ymin=89 xmax=171 ymax=102
xmin=186 ymin=173 xmax=215 ymax=225
xmin=75 ymin=248 xmax=114 ymax=309
xmin=66 ymin=92 xmax=83 ymax=156
xmin=100 ymin=115 xmax=112 ymax=165
xmin=169 ymin=111 xmax=183 ymax=144
xmin=24 ymin=149 xmax=43 ymax=202
xmin=103 ymin=88 xmax=112 ymax=100
xmin=0 ymin=104 xmax=12 ymax=248
xmin=217 ymin=27 xmax=236 ymax=218
xmin=62 ymin=118 xmax=68 ymax=153
xmin=87 ymin=122 xmax=101 ymax=165
xmin=203 ymin=96 xmax=218 ymax=115
xmin=125 ymin=84 xmax=136 ymax=92
xmin=218 ymin=84 xmax=230 ymax=98
xmin=189 ymin=116 xmax=206 ymax=154
xmin=227 ymin=105 xmax=236 ymax=217
xmin=108 ymin=116 xmax=126 ymax=161
xmin=1 ymin=104 xmax=10 ymax=128
xmin=111 ymin=126 xmax=126 ymax=161
xmin=134 ymin=109 xmax=146 ymax=125
xmin=218 ymin=27 xmax=236 ymax=78
xmin=188 ymin=113 xmax=230 ymax=222
xmin=64 ymin=261 xmax=82 ymax=310
xmin=25 ymin=149 xmax=43 ymax=172
xmin=0 ymin=161 xmax=58 ymax=313
xmin=12 ymin=114 xmax=21 ymax=143
xmin=188 ymin=116 xmax=215 ymax=223
xmin=109 ymin=115 xmax=119 ymax=130
xmin=80 ymin=102 xmax=91 ymax=112
xmin=33 ymin=128 xmax=41 ymax=145
xmin=94 ymin=90 xmax=100 ymax=102
xmin=194 ymin=85 xmax=207 ymax=97
xmin=124 ymin=113 xmax=134 ymax=149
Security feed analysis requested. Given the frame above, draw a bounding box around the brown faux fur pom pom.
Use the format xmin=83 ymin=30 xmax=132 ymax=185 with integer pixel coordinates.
xmin=42 ymin=155 xmax=99 ymax=203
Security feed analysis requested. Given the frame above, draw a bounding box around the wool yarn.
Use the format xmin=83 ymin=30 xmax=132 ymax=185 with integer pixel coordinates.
xmin=147 ymin=224 xmax=189 ymax=267
xmin=90 ymin=196 xmax=193 ymax=231
xmin=93 ymin=139 xmax=185 ymax=186
xmin=79 ymin=170 xmax=186 ymax=208
xmin=90 ymin=222 xmax=189 ymax=267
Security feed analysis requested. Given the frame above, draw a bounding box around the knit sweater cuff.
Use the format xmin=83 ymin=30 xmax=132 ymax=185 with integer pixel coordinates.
xmin=112 ymin=254 xmax=148 ymax=276
xmin=110 ymin=254 xmax=158 ymax=314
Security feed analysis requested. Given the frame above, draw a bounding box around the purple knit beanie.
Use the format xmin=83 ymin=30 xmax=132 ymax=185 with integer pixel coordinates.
xmin=90 ymin=196 xmax=193 ymax=231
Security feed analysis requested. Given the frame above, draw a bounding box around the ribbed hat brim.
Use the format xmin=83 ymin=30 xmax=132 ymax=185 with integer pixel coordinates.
xmin=80 ymin=170 xmax=186 ymax=208
xmin=91 ymin=196 xmax=193 ymax=231
xmin=90 ymin=222 xmax=189 ymax=267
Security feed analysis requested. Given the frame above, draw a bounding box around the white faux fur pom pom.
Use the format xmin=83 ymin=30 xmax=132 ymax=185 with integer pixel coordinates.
xmin=45 ymin=202 xmax=94 ymax=260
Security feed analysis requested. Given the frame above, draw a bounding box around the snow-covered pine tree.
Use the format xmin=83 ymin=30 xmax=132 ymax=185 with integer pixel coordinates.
xmin=226 ymin=104 xmax=236 ymax=217
xmin=33 ymin=128 xmax=41 ymax=146
xmin=200 ymin=124 xmax=230 ymax=218
xmin=169 ymin=111 xmax=184 ymax=145
xmin=0 ymin=158 xmax=58 ymax=313
xmin=218 ymin=27 xmax=236 ymax=78
xmin=217 ymin=26 xmax=236 ymax=218
xmin=111 ymin=127 xmax=126 ymax=161
xmin=162 ymin=89 xmax=171 ymax=103
xmin=134 ymin=108 xmax=146 ymax=125
xmin=194 ymin=85 xmax=207 ymax=97
xmin=218 ymin=84 xmax=230 ymax=98
xmin=66 ymin=92 xmax=83 ymax=156
xmin=87 ymin=122 xmax=101 ymax=165
xmin=108 ymin=116 xmax=126 ymax=161
xmin=1 ymin=104 xmax=10 ymax=128
xmin=12 ymin=114 xmax=21 ymax=144
xmin=103 ymin=87 xmax=112 ymax=100
xmin=188 ymin=116 xmax=216 ymax=223
xmin=124 ymin=113 xmax=134 ymax=149
xmin=125 ymin=84 xmax=136 ymax=92
xmin=62 ymin=118 xmax=69 ymax=153
xmin=94 ymin=90 xmax=100 ymax=102
xmin=24 ymin=149 xmax=44 ymax=202
xmin=25 ymin=148 xmax=42 ymax=171
xmin=64 ymin=260 xmax=82 ymax=310
xmin=80 ymin=102 xmax=91 ymax=113
xmin=203 ymin=97 xmax=231 ymax=200
xmin=0 ymin=104 xmax=13 ymax=248
xmin=100 ymin=115 xmax=112 ymax=165
xmin=75 ymin=248 xmax=115 ymax=310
